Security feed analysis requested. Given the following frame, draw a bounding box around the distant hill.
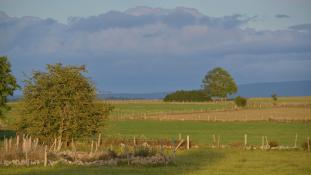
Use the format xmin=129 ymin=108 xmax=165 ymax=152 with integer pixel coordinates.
xmin=235 ymin=80 xmax=311 ymax=97
xmin=8 ymin=80 xmax=311 ymax=100
xmin=98 ymin=92 xmax=168 ymax=100
xmin=100 ymin=80 xmax=311 ymax=99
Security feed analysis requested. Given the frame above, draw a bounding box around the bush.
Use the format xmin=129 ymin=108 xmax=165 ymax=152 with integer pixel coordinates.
xmin=268 ymin=141 xmax=279 ymax=148
xmin=234 ymin=96 xmax=247 ymax=107
xmin=164 ymin=90 xmax=211 ymax=102
xmin=98 ymin=149 xmax=118 ymax=160
xmin=134 ymin=146 xmax=156 ymax=157
xmin=17 ymin=64 xmax=113 ymax=142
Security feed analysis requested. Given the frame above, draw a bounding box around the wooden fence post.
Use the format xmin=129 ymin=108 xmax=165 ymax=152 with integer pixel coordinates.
xmin=265 ymin=136 xmax=269 ymax=149
xmin=186 ymin=135 xmax=190 ymax=150
xmin=213 ymin=134 xmax=216 ymax=146
xmin=57 ymin=138 xmax=62 ymax=151
xmin=16 ymin=134 xmax=20 ymax=149
xmin=25 ymin=151 xmax=28 ymax=165
xmin=217 ymin=135 xmax=220 ymax=148
xmin=97 ymin=133 xmax=101 ymax=147
xmin=9 ymin=137 xmax=12 ymax=151
xmin=44 ymin=145 xmax=48 ymax=167
xmin=4 ymin=138 xmax=8 ymax=152
xmin=71 ymin=138 xmax=76 ymax=152
xmin=262 ymin=136 xmax=264 ymax=150
xmin=244 ymin=134 xmax=247 ymax=147
xmin=174 ymin=139 xmax=185 ymax=152
xmin=29 ymin=136 xmax=32 ymax=150
xmin=294 ymin=133 xmax=298 ymax=148
xmin=90 ymin=140 xmax=94 ymax=155
xmin=307 ymin=136 xmax=310 ymax=151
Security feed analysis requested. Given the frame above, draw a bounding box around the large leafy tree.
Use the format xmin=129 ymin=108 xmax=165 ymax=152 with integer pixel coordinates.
xmin=17 ymin=64 xmax=113 ymax=142
xmin=0 ymin=56 xmax=19 ymax=119
xmin=202 ymin=67 xmax=237 ymax=99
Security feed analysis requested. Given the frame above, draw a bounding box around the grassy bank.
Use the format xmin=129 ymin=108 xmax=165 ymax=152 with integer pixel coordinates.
xmin=1 ymin=149 xmax=310 ymax=175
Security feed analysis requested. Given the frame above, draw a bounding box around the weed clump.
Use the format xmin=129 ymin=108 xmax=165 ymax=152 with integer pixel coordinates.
xmin=134 ymin=146 xmax=156 ymax=157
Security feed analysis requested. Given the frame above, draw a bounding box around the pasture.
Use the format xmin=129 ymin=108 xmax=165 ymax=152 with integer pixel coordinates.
xmin=1 ymin=96 xmax=311 ymax=175
xmin=1 ymin=149 xmax=311 ymax=175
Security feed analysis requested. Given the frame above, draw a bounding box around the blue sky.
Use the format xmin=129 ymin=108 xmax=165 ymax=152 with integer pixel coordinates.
xmin=1 ymin=0 xmax=311 ymax=30
xmin=0 ymin=0 xmax=311 ymax=93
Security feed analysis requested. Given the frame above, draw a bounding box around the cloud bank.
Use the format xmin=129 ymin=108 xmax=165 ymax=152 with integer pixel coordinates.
xmin=275 ymin=14 xmax=290 ymax=18
xmin=0 ymin=7 xmax=311 ymax=93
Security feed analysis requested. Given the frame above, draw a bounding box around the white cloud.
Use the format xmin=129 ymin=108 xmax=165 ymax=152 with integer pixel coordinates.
xmin=0 ymin=7 xmax=311 ymax=91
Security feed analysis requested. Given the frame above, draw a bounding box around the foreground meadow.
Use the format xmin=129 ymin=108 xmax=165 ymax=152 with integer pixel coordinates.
xmin=1 ymin=149 xmax=311 ymax=175
xmin=1 ymin=120 xmax=310 ymax=175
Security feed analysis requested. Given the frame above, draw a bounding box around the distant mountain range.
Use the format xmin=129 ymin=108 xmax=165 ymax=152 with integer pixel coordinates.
xmin=100 ymin=80 xmax=311 ymax=99
xmin=98 ymin=92 xmax=168 ymax=100
xmin=235 ymin=80 xmax=311 ymax=97
xmin=8 ymin=80 xmax=311 ymax=100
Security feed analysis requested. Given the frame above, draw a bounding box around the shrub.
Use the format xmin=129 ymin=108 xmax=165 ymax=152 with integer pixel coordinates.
xmin=271 ymin=93 xmax=278 ymax=106
xmin=17 ymin=64 xmax=114 ymax=142
xmin=268 ymin=141 xmax=279 ymax=148
xmin=134 ymin=146 xmax=156 ymax=157
xmin=164 ymin=90 xmax=211 ymax=102
xmin=234 ymin=96 xmax=247 ymax=107
xmin=98 ymin=149 xmax=118 ymax=160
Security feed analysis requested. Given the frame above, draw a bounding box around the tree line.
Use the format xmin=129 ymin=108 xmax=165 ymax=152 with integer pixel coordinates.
xmin=164 ymin=67 xmax=238 ymax=102
xmin=164 ymin=90 xmax=211 ymax=102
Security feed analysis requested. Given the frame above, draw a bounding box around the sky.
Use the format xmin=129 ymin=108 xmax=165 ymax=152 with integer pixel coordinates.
xmin=0 ymin=0 xmax=311 ymax=93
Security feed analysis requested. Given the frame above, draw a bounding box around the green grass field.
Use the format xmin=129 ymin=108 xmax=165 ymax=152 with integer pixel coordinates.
xmin=1 ymin=149 xmax=311 ymax=175
xmin=110 ymin=102 xmax=230 ymax=117
xmin=3 ymin=96 xmax=311 ymax=123
xmin=104 ymin=120 xmax=311 ymax=146
xmin=1 ymin=120 xmax=311 ymax=175
xmin=1 ymin=97 xmax=311 ymax=175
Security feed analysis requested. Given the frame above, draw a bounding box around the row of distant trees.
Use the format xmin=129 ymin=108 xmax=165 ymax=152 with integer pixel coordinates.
xmin=164 ymin=90 xmax=211 ymax=102
xmin=164 ymin=67 xmax=238 ymax=102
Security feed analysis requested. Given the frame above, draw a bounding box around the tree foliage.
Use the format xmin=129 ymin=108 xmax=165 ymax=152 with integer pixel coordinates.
xmin=0 ymin=56 xmax=19 ymax=118
xmin=17 ymin=64 xmax=113 ymax=142
xmin=271 ymin=92 xmax=278 ymax=101
xmin=234 ymin=96 xmax=247 ymax=107
xmin=271 ymin=92 xmax=278 ymax=106
xmin=164 ymin=90 xmax=211 ymax=102
xmin=202 ymin=67 xmax=237 ymax=99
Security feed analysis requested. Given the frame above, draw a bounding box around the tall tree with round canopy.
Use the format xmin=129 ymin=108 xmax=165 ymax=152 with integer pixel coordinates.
xmin=202 ymin=67 xmax=238 ymax=100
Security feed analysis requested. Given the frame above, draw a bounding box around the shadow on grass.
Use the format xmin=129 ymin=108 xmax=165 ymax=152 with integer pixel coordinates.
xmin=0 ymin=130 xmax=16 ymax=140
xmin=1 ymin=149 xmax=225 ymax=175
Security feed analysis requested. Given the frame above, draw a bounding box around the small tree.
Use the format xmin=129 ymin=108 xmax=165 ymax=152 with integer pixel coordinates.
xmin=271 ymin=92 xmax=278 ymax=106
xmin=234 ymin=96 xmax=247 ymax=107
xmin=17 ymin=64 xmax=113 ymax=142
xmin=202 ymin=67 xmax=237 ymax=100
xmin=0 ymin=56 xmax=19 ymax=119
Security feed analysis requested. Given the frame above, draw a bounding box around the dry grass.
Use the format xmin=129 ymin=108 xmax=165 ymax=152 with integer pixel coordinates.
xmin=118 ymin=107 xmax=311 ymax=121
